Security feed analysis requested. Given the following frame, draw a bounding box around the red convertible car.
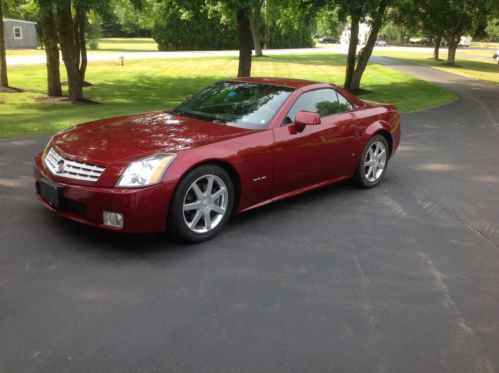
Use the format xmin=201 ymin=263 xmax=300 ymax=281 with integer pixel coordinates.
xmin=34 ymin=77 xmax=401 ymax=242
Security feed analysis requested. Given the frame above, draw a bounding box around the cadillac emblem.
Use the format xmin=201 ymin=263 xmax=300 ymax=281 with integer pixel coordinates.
xmin=57 ymin=160 xmax=65 ymax=173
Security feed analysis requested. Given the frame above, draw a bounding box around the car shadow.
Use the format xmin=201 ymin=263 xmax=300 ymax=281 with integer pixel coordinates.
xmin=229 ymin=179 xmax=357 ymax=227
xmin=48 ymin=213 xmax=198 ymax=259
xmin=36 ymin=176 xmax=373 ymax=262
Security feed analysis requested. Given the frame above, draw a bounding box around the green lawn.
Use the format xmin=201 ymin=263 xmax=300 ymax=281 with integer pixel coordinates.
xmin=5 ymin=48 xmax=45 ymax=56
xmin=374 ymin=50 xmax=499 ymax=85
xmin=96 ymin=38 xmax=159 ymax=52
xmin=0 ymin=53 xmax=456 ymax=138
xmin=6 ymin=38 xmax=159 ymax=56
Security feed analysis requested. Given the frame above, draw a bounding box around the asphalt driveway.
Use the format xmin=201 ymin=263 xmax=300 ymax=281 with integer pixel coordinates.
xmin=1 ymin=63 xmax=498 ymax=372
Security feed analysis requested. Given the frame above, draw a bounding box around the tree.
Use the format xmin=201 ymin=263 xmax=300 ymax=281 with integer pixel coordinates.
xmin=249 ymin=0 xmax=264 ymax=57
xmin=152 ymin=3 xmax=238 ymax=51
xmin=52 ymin=0 xmax=111 ymax=101
xmin=441 ymin=0 xmax=487 ymax=65
xmin=109 ymin=0 xmax=154 ymax=37
xmin=349 ymin=0 xmax=390 ymax=91
xmin=401 ymin=0 xmax=495 ymax=64
xmin=399 ymin=0 xmax=448 ymax=60
xmin=1 ymin=0 xmax=39 ymax=90
xmin=318 ymin=0 xmax=392 ymax=91
xmin=313 ymin=0 xmax=368 ymax=89
xmin=208 ymin=0 xmax=254 ymax=77
xmin=0 ymin=0 xmax=9 ymax=88
xmin=54 ymin=0 xmax=84 ymax=101
xmin=235 ymin=6 xmax=252 ymax=76
xmin=264 ymin=0 xmax=315 ymax=49
xmin=154 ymin=0 xmax=253 ymax=76
xmin=311 ymin=0 xmax=399 ymax=91
xmin=38 ymin=0 xmax=62 ymax=96
xmin=315 ymin=5 xmax=345 ymax=38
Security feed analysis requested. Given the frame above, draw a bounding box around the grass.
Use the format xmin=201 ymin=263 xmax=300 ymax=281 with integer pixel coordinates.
xmin=0 ymin=53 xmax=456 ymax=138
xmin=470 ymin=41 xmax=499 ymax=49
xmin=96 ymin=38 xmax=159 ymax=52
xmin=374 ymin=50 xmax=499 ymax=85
xmin=6 ymin=38 xmax=159 ymax=57
xmin=4 ymin=48 xmax=45 ymax=56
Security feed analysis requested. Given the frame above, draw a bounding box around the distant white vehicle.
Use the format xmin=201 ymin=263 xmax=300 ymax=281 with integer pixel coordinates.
xmin=375 ymin=39 xmax=388 ymax=46
xmin=459 ymin=36 xmax=472 ymax=47
xmin=341 ymin=23 xmax=371 ymax=45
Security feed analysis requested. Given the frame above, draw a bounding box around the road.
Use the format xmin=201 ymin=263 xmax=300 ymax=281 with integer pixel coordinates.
xmin=6 ymin=45 xmax=496 ymax=65
xmin=1 ymin=62 xmax=498 ymax=372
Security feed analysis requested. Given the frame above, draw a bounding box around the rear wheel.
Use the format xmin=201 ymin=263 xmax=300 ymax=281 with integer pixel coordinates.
xmin=354 ymin=134 xmax=389 ymax=188
xmin=168 ymin=164 xmax=234 ymax=243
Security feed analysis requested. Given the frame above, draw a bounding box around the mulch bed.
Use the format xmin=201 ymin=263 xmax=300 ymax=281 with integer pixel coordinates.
xmin=61 ymin=80 xmax=94 ymax=87
xmin=349 ymin=88 xmax=372 ymax=96
xmin=0 ymin=86 xmax=25 ymax=93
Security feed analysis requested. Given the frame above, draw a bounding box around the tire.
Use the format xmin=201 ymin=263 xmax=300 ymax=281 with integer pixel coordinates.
xmin=168 ymin=164 xmax=234 ymax=243
xmin=354 ymin=134 xmax=390 ymax=188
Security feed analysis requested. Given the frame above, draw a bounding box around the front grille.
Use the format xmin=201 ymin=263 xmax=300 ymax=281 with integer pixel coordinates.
xmin=44 ymin=148 xmax=105 ymax=182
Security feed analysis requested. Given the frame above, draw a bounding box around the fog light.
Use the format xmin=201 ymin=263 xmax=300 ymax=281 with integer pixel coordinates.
xmin=103 ymin=211 xmax=124 ymax=229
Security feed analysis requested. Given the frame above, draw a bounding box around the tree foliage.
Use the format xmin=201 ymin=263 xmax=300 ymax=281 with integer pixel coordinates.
xmin=152 ymin=3 xmax=238 ymax=51
xmin=315 ymin=5 xmax=345 ymax=37
xmin=265 ymin=0 xmax=315 ymax=48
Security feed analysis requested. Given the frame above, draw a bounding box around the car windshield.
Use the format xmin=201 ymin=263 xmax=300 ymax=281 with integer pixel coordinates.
xmin=171 ymin=81 xmax=294 ymax=129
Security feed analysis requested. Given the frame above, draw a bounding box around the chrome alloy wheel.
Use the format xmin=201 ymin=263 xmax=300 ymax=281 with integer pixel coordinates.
xmin=182 ymin=174 xmax=229 ymax=234
xmin=364 ymin=140 xmax=387 ymax=183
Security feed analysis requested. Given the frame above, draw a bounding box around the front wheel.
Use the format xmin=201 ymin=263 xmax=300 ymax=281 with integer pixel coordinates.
xmin=354 ymin=135 xmax=389 ymax=188
xmin=168 ymin=164 xmax=234 ymax=243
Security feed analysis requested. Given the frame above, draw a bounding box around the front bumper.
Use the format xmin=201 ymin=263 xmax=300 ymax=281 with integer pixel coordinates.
xmin=34 ymin=154 xmax=177 ymax=233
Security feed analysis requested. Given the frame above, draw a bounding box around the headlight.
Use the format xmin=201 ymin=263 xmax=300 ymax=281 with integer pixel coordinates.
xmin=117 ymin=153 xmax=177 ymax=188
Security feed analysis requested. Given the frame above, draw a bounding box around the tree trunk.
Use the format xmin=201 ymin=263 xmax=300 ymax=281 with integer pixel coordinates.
xmin=56 ymin=0 xmax=83 ymax=102
xmin=344 ymin=13 xmax=360 ymax=90
xmin=40 ymin=3 xmax=62 ymax=97
xmin=236 ymin=8 xmax=252 ymax=77
xmin=397 ymin=29 xmax=403 ymax=44
xmin=75 ymin=8 xmax=87 ymax=82
xmin=250 ymin=2 xmax=263 ymax=57
xmin=0 ymin=0 xmax=9 ymax=88
xmin=264 ymin=1 xmax=270 ymax=49
xmin=433 ymin=35 xmax=441 ymax=60
xmin=447 ymin=36 xmax=458 ymax=65
xmin=350 ymin=0 xmax=389 ymax=91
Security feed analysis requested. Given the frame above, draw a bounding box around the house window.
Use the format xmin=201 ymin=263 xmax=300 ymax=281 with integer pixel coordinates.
xmin=13 ymin=26 xmax=22 ymax=39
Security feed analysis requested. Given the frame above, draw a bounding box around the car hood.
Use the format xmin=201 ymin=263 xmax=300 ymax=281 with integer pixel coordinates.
xmin=51 ymin=111 xmax=252 ymax=164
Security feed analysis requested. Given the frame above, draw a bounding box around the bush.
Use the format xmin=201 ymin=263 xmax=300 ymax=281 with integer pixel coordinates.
xmin=152 ymin=2 xmax=314 ymax=51
xmin=152 ymin=4 xmax=238 ymax=51
xmin=88 ymin=39 xmax=99 ymax=50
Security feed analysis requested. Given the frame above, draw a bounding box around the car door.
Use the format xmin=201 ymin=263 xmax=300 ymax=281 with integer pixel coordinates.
xmin=272 ymin=88 xmax=357 ymax=198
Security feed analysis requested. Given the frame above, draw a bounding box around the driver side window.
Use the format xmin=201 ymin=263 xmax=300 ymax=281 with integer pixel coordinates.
xmin=284 ymin=88 xmax=353 ymax=124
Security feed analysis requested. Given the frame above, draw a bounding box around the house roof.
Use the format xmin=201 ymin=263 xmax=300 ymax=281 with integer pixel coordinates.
xmin=2 ymin=18 xmax=37 ymax=25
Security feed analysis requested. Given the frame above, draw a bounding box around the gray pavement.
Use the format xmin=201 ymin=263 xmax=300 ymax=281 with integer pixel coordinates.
xmin=1 ymin=62 xmax=499 ymax=372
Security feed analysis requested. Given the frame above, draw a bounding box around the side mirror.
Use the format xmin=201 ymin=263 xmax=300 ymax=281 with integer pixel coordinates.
xmin=294 ymin=111 xmax=321 ymax=127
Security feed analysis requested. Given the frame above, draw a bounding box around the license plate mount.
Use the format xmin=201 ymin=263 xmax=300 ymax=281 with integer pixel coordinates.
xmin=39 ymin=177 xmax=62 ymax=209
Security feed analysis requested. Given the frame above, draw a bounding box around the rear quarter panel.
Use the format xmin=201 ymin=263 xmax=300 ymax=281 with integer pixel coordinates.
xmin=355 ymin=104 xmax=401 ymax=157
